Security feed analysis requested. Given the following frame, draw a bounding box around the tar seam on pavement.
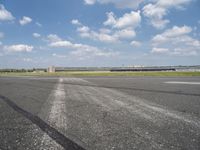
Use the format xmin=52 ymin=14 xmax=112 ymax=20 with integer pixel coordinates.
xmin=0 ymin=95 xmax=86 ymax=150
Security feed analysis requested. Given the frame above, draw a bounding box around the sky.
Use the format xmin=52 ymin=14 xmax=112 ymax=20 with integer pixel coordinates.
xmin=0 ymin=0 xmax=200 ymax=68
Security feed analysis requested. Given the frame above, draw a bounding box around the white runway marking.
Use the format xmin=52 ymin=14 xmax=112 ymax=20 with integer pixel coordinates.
xmin=165 ymin=81 xmax=200 ymax=85
xmin=39 ymin=78 xmax=67 ymax=150
xmin=48 ymin=78 xmax=67 ymax=128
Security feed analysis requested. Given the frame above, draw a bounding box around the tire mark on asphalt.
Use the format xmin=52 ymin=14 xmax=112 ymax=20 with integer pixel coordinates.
xmin=0 ymin=94 xmax=86 ymax=150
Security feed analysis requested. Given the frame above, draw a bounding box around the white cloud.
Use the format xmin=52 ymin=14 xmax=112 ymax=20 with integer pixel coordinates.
xmin=49 ymin=40 xmax=72 ymax=47
xmin=151 ymin=47 xmax=169 ymax=53
xmin=84 ymin=0 xmax=144 ymax=9
xmin=84 ymin=0 xmax=96 ymax=5
xmin=47 ymin=34 xmax=62 ymax=42
xmin=151 ymin=25 xmax=200 ymax=56
xmin=76 ymin=24 xmax=118 ymax=43
xmin=103 ymin=12 xmax=116 ymax=26
xmin=36 ymin=22 xmax=42 ymax=27
xmin=48 ymin=34 xmax=119 ymax=59
xmin=73 ymin=11 xmax=141 ymax=43
xmin=130 ymin=41 xmax=141 ymax=47
xmin=71 ymin=19 xmax=82 ymax=25
xmin=19 ymin=16 xmax=32 ymax=25
xmin=104 ymin=11 xmax=141 ymax=29
xmin=77 ymin=26 xmax=90 ymax=33
xmin=143 ymin=0 xmax=192 ymax=29
xmin=114 ymin=28 xmax=136 ymax=39
xmin=0 ymin=4 xmax=14 ymax=21
xmin=0 ymin=32 xmax=4 ymax=38
xmin=4 ymin=44 xmax=33 ymax=52
xmin=89 ymin=31 xmax=118 ymax=43
xmin=33 ymin=33 xmax=41 ymax=38
xmin=95 ymin=33 xmax=118 ymax=43
xmin=152 ymin=25 xmax=192 ymax=44
xmin=143 ymin=4 xmax=169 ymax=29
xmin=156 ymin=0 xmax=192 ymax=8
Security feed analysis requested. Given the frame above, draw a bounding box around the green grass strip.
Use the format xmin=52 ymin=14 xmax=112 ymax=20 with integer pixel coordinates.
xmin=0 ymin=71 xmax=200 ymax=77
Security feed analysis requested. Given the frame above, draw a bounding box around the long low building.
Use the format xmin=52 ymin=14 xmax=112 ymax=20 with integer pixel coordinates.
xmin=110 ymin=68 xmax=176 ymax=72
xmin=45 ymin=66 xmax=200 ymax=72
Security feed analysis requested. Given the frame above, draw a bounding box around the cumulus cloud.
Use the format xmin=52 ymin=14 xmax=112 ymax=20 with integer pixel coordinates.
xmin=49 ymin=40 xmax=72 ymax=47
xmin=47 ymin=34 xmax=62 ymax=42
xmin=33 ymin=33 xmax=41 ymax=38
xmin=130 ymin=40 xmax=141 ymax=47
xmin=84 ymin=0 xmax=144 ymax=9
xmin=77 ymin=26 xmax=90 ymax=33
xmin=152 ymin=25 xmax=192 ymax=44
xmin=104 ymin=11 xmax=141 ymax=29
xmin=19 ymin=16 xmax=32 ymax=25
xmin=48 ymin=34 xmax=119 ymax=59
xmin=103 ymin=12 xmax=116 ymax=26
xmin=84 ymin=0 xmax=96 ymax=5
xmin=114 ymin=28 xmax=136 ymax=39
xmin=0 ymin=4 xmax=14 ymax=21
xmin=72 ymin=11 xmax=141 ymax=43
xmin=143 ymin=0 xmax=192 ymax=29
xmin=4 ymin=44 xmax=34 ymax=52
xmin=143 ymin=4 xmax=169 ymax=29
xmin=78 ymin=28 xmax=130 ymax=43
xmin=81 ymin=29 xmax=118 ymax=43
xmin=71 ymin=19 xmax=82 ymax=25
xmin=151 ymin=47 xmax=169 ymax=54
xmin=151 ymin=25 xmax=200 ymax=56
xmin=74 ymin=23 xmax=118 ymax=43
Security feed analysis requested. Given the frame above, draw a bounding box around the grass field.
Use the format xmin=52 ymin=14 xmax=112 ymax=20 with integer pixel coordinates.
xmin=0 ymin=71 xmax=200 ymax=77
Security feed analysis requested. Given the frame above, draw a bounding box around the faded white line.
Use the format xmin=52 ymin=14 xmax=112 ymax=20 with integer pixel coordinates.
xmin=165 ymin=81 xmax=200 ymax=85
xmin=48 ymin=78 xmax=67 ymax=128
xmin=39 ymin=78 xmax=67 ymax=150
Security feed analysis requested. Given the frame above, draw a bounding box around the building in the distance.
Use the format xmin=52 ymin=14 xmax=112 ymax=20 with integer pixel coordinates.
xmin=47 ymin=66 xmax=55 ymax=73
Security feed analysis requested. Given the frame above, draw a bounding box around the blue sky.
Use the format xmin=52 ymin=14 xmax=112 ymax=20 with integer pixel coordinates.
xmin=0 ymin=0 xmax=200 ymax=68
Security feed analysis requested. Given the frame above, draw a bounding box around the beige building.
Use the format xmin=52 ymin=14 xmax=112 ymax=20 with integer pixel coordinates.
xmin=47 ymin=66 xmax=55 ymax=73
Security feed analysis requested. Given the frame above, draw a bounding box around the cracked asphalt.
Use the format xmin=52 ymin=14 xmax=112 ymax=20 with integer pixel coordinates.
xmin=0 ymin=76 xmax=200 ymax=150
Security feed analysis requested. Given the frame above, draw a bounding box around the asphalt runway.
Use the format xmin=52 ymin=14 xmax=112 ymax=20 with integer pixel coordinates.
xmin=0 ymin=76 xmax=200 ymax=150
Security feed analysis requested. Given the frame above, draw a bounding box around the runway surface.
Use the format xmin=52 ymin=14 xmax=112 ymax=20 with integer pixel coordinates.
xmin=0 ymin=76 xmax=200 ymax=150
